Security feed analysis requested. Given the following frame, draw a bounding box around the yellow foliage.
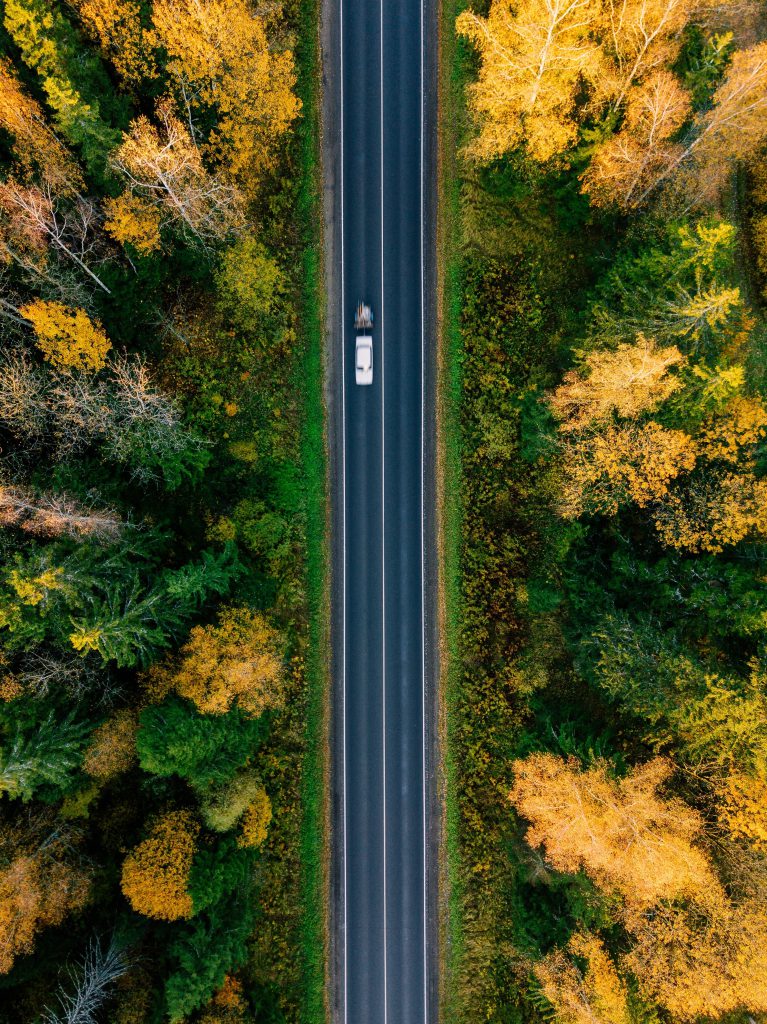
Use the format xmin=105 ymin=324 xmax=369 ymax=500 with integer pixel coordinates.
xmin=0 ymin=846 xmax=91 ymax=974
xmin=8 ymin=566 xmax=64 ymax=606
xmin=104 ymin=193 xmax=162 ymax=254
xmin=534 ymin=933 xmax=630 ymax=1024
xmin=20 ymin=300 xmax=111 ymax=372
xmin=82 ymin=710 xmax=138 ymax=781
xmin=559 ymin=421 xmax=697 ymax=518
xmin=623 ymin=896 xmax=767 ymax=1018
xmin=550 ymin=335 xmax=684 ymax=431
xmin=70 ymin=0 xmax=155 ymax=84
xmin=238 ymin=787 xmax=272 ymax=849
xmin=155 ymin=607 xmax=284 ymax=717
xmin=652 ymin=471 xmax=767 ymax=552
xmin=149 ymin=0 xmax=300 ymax=183
xmin=510 ymin=754 xmax=722 ymax=908
xmin=698 ymin=395 xmax=767 ymax=464
xmin=716 ymin=773 xmax=767 ymax=849
xmin=583 ymin=71 xmax=690 ymax=209
xmin=457 ymin=0 xmax=602 ymax=162
xmin=0 ymin=57 xmax=82 ymax=191
xmin=121 ymin=810 xmax=198 ymax=921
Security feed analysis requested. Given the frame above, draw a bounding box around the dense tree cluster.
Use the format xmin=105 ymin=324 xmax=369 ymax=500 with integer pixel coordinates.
xmin=0 ymin=0 xmax=311 ymax=1019
xmin=450 ymin=0 xmax=767 ymax=1022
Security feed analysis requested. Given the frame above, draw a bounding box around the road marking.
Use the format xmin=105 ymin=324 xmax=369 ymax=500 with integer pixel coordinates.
xmin=338 ymin=0 xmax=348 ymax=1020
xmin=380 ymin=0 xmax=388 ymax=1019
xmin=420 ymin=0 xmax=429 ymax=1019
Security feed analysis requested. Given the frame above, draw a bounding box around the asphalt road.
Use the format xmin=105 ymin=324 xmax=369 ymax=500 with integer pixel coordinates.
xmin=325 ymin=0 xmax=438 ymax=1022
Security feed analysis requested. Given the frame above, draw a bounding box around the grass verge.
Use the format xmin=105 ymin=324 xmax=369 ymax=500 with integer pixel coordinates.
xmin=295 ymin=0 xmax=329 ymax=1020
xmin=437 ymin=0 xmax=469 ymax=1020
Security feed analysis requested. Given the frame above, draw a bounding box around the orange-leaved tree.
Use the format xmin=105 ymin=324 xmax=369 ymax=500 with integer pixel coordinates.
xmin=534 ymin=933 xmax=631 ymax=1024
xmin=0 ymin=823 xmax=91 ymax=973
xmin=121 ymin=809 xmax=199 ymax=921
xmin=147 ymin=606 xmax=284 ymax=717
xmin=509 ymin=754 xmax=722 ymax=907
xmin=70 ymin=0 xmax=156 ymax=85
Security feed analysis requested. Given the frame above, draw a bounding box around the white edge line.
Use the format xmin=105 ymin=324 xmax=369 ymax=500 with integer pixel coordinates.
xmin=339 ymin=0 xmax=348 ymax=1020
xmin=380 ymin=0 xmax=388 ymax=1019
xmin=420 ymin=0 xmax=429 ymax=1020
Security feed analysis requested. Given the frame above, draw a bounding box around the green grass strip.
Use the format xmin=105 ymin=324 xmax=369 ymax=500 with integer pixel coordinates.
xmin=296 ymin=0 xmax=329 ymax=1020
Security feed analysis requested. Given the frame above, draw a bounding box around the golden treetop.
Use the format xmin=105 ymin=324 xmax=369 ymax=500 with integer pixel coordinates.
xmin=534 ymin=933 xmax=630 ymax=1024
xmin=20 ymin=300 xmax=111 ymax=373
xmin=120 ymin=809 xmax=199 ymax=921
xmin=152 ymin=606 xmax=284 ymax=718
xmin=550 ymin=334 xmax=684 ymax=431
xmin=510 ymin=754 xmax=723 ymax=908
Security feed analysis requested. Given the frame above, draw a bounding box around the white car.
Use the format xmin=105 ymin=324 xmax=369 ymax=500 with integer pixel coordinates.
xmin=355 ymin=335 xmax=373 ymax=385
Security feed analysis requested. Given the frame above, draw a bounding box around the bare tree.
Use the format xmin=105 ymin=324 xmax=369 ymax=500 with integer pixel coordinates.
xmin=0 ymin=181 xmax=111 ymax=293
xmin=0 ymin=485 xmax=123 ymax=541
xmin=42 ymin=935 xmax=130 ymax=1024
xmin=111 ymin=98 xmax=244 ymax=245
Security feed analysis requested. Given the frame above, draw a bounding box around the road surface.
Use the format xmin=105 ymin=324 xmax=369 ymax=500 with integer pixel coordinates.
xmin=323 ymin=0 xmax=439 ymax=1022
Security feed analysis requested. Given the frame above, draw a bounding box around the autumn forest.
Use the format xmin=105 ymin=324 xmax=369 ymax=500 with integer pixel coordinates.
xmin=445 ymin=0 xmax=767 ymax=1022
xmin=1 ymin=0 xmax=767 ymax=1020
xmin=0 ymin=0 xmax=322 ymax=1021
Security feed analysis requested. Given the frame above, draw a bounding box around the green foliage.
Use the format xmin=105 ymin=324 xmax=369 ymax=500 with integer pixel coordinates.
xmin=163 ymin=893 xmax=255 ymax=1022
xmin=3 ymin=0 xmax=123 ymax=175
xmin=0 ymin=703 xmax=90 ymax=801
xmin=189 ymin=836 xmax=254 ymax=913
xmin=136 ymin=696 xmax=268 ymax=787
xmin=215 ymin=235 xmax=283 ymax=336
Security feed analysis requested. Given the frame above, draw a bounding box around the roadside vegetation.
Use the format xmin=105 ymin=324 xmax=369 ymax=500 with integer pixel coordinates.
xmin=443 ymin=0 xmax=767 ymax=1021
xmin=0 ymin=0 xmax=325 ymax=1021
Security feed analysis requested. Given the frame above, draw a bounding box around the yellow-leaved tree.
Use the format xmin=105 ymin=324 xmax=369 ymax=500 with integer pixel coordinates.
xmin=103 ymin=192 xmax=163 ymax=255
xmin=20 ymin=300 xmax=111 ymax=372
xmin=456 ymin=0 xmax=602 ymax=162
xmin=509 ymin=754 xmax=722 ymax=908
xmin=82 ymin=710 xmax=138 ymax=781
xmin=121 ymin=810 xmax=199 ymax=921
xmin=549 ymin=334 xmax=684 ymax=431
xmin=559 ymin=420 xmax=697 ymax=517
xmin=534 ymin=933 xmax=631 ymax=1024
xmin=145 ymin=607 xmax=284 ymax=717
xmin=149 ymin=0 xmax=300 ymax=184
xmin=0 ymin=58 xmax=83 ymax=192
xmin=623 ymin=896 xmax=767 ymax=1018
xmin=70 ymin=0 xmax=155 ymax=85
xmin=111 ymin=99 xmax=244 ymax=245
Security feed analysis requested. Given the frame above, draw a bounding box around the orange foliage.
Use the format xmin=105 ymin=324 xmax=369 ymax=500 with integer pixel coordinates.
xmin=82 ymin=710 xmax=138 ymax=781
xmin=20 ymin=300 xmax=111 ymax=372
xmin=0 ymin=58 xmax=82 ymax=192
xmin=0 ymin=841 xmax=91 ymax=973
xmin=623 ymin=896 xmax=767 ymax=1018
xmin=510 ymin=754 xmax=722 ymax=908
xmin=534 ymin=933 xmax=630 ymax=1024
xmin=549 ymin=334 xmax=684 ymax=431
xmin=199 ymin=975 xmax=248 ymax=1023
xmin=154 ymin=607 xmax=284 ymax=717
xmin=698 ymin=395 xmax=767 ymax=463
xmin=121 ymin=810 xmax=198 ymax=921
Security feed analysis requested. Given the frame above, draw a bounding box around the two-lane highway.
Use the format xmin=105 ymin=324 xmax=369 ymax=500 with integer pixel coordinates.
xmin=326 ymin=0 xmax=438 ymax=1021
